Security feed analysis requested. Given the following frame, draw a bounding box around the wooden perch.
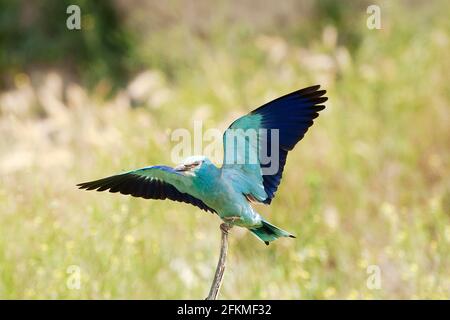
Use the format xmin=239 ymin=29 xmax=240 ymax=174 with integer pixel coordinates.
xmin=206 ymin=223 xmax=231 ymax=300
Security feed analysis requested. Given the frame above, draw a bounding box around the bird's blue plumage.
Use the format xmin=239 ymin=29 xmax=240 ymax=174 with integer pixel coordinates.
xmin=222 ymin=85 xmax=327 ymax=203
xmin=77 ymin=165 xmax=216 ymax=213
xmin=78 ymin=85 xmax=327 ymax=244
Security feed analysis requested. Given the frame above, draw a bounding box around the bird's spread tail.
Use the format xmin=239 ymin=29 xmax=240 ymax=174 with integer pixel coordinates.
xmin=250 ymin=220 xmax=295 ymax=245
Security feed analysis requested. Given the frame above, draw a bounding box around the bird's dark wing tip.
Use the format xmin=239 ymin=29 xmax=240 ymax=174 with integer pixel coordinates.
xmin=297 ymin=85 xmax=328 ymax=103
xmin=289 ymin=234 xmax=296 ymax=239
xmin=298 ymin=84 xmax=321 ymax=94
xmin=76 ymin=182 xmax=88 ymax=189
xmin=264 ymin=241 xmax=270 ymax=246
xmin=76 ymin=180 xmax=107 ymax=191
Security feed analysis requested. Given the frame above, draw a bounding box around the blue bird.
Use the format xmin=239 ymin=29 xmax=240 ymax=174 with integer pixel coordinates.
xmin=77 ymin=85 xmax=327 ymax=245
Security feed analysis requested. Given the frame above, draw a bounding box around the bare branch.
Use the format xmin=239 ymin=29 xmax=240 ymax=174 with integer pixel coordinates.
xmin=206 ymin=223 xmax=231 ymax=300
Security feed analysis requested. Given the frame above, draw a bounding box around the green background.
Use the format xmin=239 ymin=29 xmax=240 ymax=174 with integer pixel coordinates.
xmin=0 ymin=0 xmax=448 ymax=299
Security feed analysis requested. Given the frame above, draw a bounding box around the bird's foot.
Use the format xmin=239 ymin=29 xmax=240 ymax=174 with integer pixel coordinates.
xmin=220 ymin=223 xmax=233 ymax=234
xmin=220 ymin=216 xmax=240 ymax=234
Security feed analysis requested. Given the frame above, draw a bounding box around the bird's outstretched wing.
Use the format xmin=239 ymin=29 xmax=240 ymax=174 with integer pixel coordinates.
xmin=77 ymin=165 xmax=216 ymax=213
xmin=221 ymin=85 xmax=327 ymax=204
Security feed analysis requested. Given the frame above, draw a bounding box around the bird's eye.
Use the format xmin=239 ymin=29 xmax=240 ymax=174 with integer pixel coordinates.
xmin=183 ymin=161 xmax=201 ymax=170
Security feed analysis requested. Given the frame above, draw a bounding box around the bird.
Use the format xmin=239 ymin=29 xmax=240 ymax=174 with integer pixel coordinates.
xmin=77 ymin=85 xmax=327 ymax=245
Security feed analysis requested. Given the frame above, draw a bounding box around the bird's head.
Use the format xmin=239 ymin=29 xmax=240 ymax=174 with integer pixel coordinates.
xmin=174 ymin=155 xmax=217 ymax=178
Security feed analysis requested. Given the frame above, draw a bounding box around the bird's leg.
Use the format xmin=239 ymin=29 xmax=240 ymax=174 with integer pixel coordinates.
xmin=206 ymin=222 xmax=232 ymax=300
xmin=222 ymin=215 xmax=240 ymax=226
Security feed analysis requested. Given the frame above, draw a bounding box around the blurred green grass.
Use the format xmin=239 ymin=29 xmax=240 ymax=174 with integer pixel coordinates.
xmin=0 ymin=1 xmax=449 ymax=299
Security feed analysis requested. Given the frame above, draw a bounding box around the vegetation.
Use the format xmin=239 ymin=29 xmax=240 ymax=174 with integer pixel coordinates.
xmin=0 ymin=0 xmax=448 ymax=299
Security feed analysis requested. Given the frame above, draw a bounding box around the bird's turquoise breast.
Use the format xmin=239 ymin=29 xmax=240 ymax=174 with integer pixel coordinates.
xmin=193 ymin=177 xmax=261 ymax=227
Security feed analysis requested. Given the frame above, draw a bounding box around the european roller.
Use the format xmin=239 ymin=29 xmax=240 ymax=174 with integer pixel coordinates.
xmin=77 ymin=85 xmax=327 ymax=245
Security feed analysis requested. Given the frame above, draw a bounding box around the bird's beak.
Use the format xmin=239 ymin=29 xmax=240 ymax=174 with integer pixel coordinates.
xmin=174 ymin=164 xmax=188 ymax=172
